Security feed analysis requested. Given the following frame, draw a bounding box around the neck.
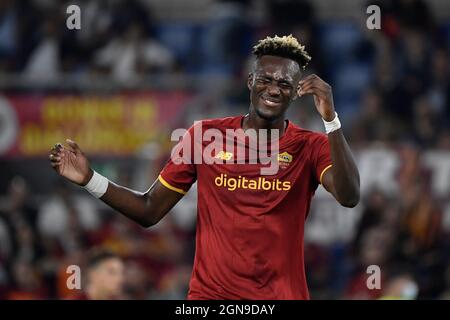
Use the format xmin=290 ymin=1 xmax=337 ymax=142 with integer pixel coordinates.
xmin=243 ymin=107 xmax=286 ymax=137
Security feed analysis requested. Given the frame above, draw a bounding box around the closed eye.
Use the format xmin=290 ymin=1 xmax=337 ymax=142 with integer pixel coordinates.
xmin=279 ymin=82 xmax=293 ymax=89
xmin=256 ymin=77 xmax=271 ymax=84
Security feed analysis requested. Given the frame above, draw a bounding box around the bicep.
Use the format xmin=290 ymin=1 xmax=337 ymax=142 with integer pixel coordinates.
xmin=145 ymin=179 xmax=185 ymax=224
xmin=321 ymin=166 xmax=338 ymax=199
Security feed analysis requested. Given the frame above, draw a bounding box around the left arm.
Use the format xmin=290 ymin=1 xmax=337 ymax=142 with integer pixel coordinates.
xmin=298 ymin=74 xmax=360 ymax=207
xmin=321 ymin=128 xmax=360 ymax=207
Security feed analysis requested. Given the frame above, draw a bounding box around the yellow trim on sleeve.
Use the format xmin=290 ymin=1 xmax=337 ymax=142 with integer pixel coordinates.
xmin=158 ymin=175 xmax=187 ymax=195
xmin=319 ymin=164 xmax=333 ymax=185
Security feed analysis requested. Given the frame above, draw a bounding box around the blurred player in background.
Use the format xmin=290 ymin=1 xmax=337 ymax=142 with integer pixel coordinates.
xmin=49 ymin=35 xmax=360 ymax=299
xmin=69 ymin=248 xmax=124 ymax=300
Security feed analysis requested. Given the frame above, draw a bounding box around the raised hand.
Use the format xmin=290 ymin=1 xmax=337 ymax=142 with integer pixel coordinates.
xmin=49 ymin=139 xmax=93 ymax=186
xmin=297 ymin=74 xmax=336 ymax=121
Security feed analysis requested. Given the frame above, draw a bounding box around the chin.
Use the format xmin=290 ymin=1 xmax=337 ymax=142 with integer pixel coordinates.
xmin=254 ymin=104 xmax=284 ymax=121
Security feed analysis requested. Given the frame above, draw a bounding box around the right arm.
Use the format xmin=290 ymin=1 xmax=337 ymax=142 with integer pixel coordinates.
xmin=49 ymin=139 xmax=183 ymax=227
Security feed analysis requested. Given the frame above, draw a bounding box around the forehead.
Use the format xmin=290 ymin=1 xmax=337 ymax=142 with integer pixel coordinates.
xmin=92 ymin=257 xmax=122 ymax=270
xmin=254 ymin=55 xmax=300 ymax=81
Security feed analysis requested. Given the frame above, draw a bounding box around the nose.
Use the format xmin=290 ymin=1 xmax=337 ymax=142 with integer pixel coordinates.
xmin=267 ymin=84 xmax=281 ymax=96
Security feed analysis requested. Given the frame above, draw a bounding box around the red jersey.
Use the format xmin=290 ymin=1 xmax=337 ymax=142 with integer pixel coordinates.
xmin=159 ymin=115 xmax=332 ymax=299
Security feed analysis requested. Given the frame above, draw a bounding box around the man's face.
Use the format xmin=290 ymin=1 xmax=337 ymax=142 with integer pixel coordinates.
xmin=89 ymin=258 xmax=125 ymax=298
xmin=248 ymin=55 xmax=301 ymax=121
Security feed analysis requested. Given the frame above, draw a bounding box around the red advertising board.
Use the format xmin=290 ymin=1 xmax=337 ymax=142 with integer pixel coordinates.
xmin=0 ymin=92 xmax=192 ymax=157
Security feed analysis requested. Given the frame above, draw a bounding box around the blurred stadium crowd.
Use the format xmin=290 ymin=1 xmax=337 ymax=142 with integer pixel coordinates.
xmin=0 ymin=0 xmax=450 ymax=299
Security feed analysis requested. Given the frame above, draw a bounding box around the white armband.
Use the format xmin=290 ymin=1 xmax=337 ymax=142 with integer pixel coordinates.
xmin=84 ymin=170 xmax=109 ymax=198
xmin=322 ymin=112 xmax=341 ymax=134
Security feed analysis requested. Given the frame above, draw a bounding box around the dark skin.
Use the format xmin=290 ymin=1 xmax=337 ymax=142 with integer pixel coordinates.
xmin=49 ymin=139 xmax=181 ymax=227
xmin=49 ymin=55 xmax=360 ymax=228
xmin=245 ymin=55 xmax=360 ymax=207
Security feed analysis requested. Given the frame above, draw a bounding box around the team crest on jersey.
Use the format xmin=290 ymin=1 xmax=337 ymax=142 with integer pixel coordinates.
xmin=277 ymin=152 xmax=293 ymax=169
xmin=215 ymin=151 xmax=233 ymax=161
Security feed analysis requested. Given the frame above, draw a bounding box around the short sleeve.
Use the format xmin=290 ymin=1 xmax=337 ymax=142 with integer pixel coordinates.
xmin=310 ymin=133 xmax=333 ymax=185
xmin=159 ymin=124 xmax=198 ymax=194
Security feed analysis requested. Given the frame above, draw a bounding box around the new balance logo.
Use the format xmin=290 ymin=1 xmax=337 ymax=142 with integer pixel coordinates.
xmin=214 ymin=151 xmax=233 ymax=161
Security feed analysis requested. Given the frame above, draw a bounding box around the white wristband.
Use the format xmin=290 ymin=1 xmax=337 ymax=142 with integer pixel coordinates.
xmin=84 ymin=170 xmax=109 ymax=198
xmin=322 ymin=112 xmax=341 ymax=134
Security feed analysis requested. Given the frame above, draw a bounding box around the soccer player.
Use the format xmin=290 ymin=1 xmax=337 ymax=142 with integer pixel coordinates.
xmin=49 ymin=35 xmax=360 ymax=299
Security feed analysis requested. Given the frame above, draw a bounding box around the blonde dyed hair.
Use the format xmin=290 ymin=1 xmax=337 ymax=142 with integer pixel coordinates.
xmin=252 ymin=34 xmax=311 ymax=70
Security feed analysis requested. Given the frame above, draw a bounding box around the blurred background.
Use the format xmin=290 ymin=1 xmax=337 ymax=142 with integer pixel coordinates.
xmin=0 ymin=0 xmax=449 ymax=299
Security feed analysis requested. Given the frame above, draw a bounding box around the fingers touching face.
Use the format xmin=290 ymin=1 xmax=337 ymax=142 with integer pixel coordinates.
xmin=297 ymin=74 xmax=331 ymax=98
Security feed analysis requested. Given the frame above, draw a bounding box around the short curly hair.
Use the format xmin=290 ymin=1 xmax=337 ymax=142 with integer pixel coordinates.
xmin=252 ymin=34 xmax=311 ymax=70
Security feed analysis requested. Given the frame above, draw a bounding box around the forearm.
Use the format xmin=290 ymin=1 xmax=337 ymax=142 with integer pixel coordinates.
xmin=81 ymin=168 xmax=160 ymax=227
xmin=99 ymin=181 xmax=155 ymax=227
xmin=327 ymin=129 xmax=360 ymax=206
xmin=84 ymin=171 xmax=183 ymax=227
xmin=297 ymin=74 xmax=360 ymax=206
xmin=50 ymin=141 xmax=180 ymax=226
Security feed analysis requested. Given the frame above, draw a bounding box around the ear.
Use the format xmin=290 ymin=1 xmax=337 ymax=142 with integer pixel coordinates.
xmin=292 ymin=82 xmax=300 ymax=101
xmin=292 ymin=75 xmax=302 ymax=100
xmin=247 ymin=73 xmax=253 ymax=91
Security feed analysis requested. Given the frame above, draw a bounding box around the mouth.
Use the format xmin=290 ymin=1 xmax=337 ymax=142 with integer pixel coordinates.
xmin=260 ymin=96 xmax=283 ymax=107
